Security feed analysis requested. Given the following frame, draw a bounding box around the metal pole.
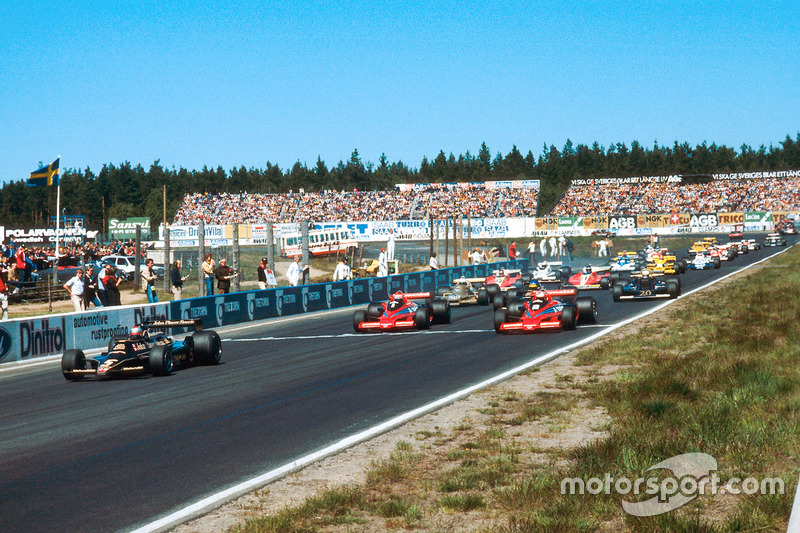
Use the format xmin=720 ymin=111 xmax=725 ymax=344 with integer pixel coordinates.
xmin=467 ymin=215 xmax=471 ymax=255
xmin=198 ymin=220 xmax=205 ymax=296
xmin=232 ymin=223 xmax=240 ymax=292
xmin=301 ymin=220 xmax=310 ymax=285
xmin=444 ymin=218 xmax=449 ymax=268
xmin=163 ymin=226 xmax=171 ymax=294
xmin=134 ymin=226 xmax=142 ymax=291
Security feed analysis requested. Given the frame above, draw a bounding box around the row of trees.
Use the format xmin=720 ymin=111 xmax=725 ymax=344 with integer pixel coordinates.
xmin=1 ymin=134 xmax=799 ymax=230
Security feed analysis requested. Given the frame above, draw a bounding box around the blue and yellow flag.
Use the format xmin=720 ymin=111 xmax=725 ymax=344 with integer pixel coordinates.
xmin=28 ymin=157 xmax=60 ymax=186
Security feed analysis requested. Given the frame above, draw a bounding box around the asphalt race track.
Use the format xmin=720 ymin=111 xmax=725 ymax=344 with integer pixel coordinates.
xmin=0 ymin=236 xmax=794 ymax=533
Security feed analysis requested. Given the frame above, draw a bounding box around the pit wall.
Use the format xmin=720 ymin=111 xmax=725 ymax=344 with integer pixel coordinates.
xmin=0 ymin=260 xmax=525 ymax=365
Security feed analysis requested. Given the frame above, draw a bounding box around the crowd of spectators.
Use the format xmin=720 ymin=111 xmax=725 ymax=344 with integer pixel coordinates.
xmin=171 ymin=184 xmax=540 ymax=225
xmin=549 ymin=177 xmax=800 ymax=216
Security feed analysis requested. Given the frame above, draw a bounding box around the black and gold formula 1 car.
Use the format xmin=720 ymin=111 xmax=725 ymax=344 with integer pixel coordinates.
xmin=61 ymin=319 xmax=222 ymax=380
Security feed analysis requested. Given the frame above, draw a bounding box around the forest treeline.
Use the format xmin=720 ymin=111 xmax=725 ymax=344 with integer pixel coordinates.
xmin=1 ymin=135 xmax=799 ymax=229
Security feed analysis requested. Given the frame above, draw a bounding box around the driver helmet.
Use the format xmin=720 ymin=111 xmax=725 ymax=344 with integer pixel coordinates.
xmin=130 ymin=325 xmax=144 ymax=338
xmin=537 ymin=262 xmax=548 ymax=270
xmin=641 ymin=269 xmax=651 ymax=277
xmin=534 ymin=290 xmax=550 ymax=301
xmin=583 ymin=265 xmax=593 ymax=275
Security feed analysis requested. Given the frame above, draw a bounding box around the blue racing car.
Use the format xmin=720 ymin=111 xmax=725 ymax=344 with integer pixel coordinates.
xmin=61 ymin=319 xmax=222 ymax=380
xmin=612 ymin=270 xmax=681 ymax=301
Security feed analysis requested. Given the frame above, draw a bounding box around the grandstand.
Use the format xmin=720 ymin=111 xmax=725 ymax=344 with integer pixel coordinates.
xmin=172 ymin=181 xmax=540 ymax=225
xmin=548 ymin=172 xmax=800 ymax=216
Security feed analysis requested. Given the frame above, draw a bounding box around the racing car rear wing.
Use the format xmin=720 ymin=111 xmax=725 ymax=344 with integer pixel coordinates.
xmin=543 ymin=288 xmax=578 ymax=298
xmin=142 ymin=318 xmax=204 ymax=331
xmin=399 ymin=292 xmax=433 ymax=300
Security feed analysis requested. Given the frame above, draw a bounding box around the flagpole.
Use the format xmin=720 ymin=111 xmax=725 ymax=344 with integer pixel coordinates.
xmin=53 ymin=155 xmax=62 ymax=292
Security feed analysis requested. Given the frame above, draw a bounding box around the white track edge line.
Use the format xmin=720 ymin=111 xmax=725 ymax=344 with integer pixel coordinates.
xmin=130 ymin=243 xmax=797 ymax=533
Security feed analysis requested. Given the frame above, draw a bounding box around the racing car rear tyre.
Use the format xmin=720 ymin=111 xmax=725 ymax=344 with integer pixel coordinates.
xmin=366 ymin=303 xmax=384 ymax=318
xmin=476 ymin=288 xmax=489 ymax=306
xmin=62 ymin=349 xmax=86 ymax=381
xmin=576 ymin=297 xmax=598 ymax=324
xmin=493 ymin=309 xmax=508 ymax=333
xmin=560 ymin=306 xmax=577 ymax=330
xmin=713 ymin=258 xmax=721 ymax=269
xmin=610 ymin=272 xmax=623 ymax=282
xmin=559 ymin=266 xmax=572 ymax=277
xmin=436 ymin=286 xmax=449 ymax=297
xmin=600 ymin=277 xmax=610 ymax=290
xmin=612 ymin=283 xmax=623 ymax=302
xmin=353 ymin=310 xmax=366 ymax=332
xmin=149 ymin=346 xmax=174 ymax=376
xmin=666 ymin=280 xmax=680 ymax=299
xmin=414 ymin=307 xmax=431 ymax=330
xmin=485 ymin=283 xmax=500 ymax=299
xmin=431 ymin=299 xmax=451 ymax=324
xmin=492 ymin=293 xmax=506 ymax=310
xmin=192 ymin=330 xmax=222 ymax=365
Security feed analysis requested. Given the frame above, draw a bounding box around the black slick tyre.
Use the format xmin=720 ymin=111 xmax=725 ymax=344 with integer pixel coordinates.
xmin=612 ymin=283 xmax=623 ymax=302
xmin=666 ymin=280 xmax=680 ymax=300
xmin=560 ymin=306 xmax=577 ymax=330
xmin=192 ymin=330 xmax=222 ymax=365
xmin=431 ymin=299 xmax=451 ymax=324
xmin=476 ymin=287 xmax=488 ymax=306
xmin=576 ymin=297 xmax=598 ymax=324
xmin=485 ymin=283 xmax=500 ymax=298
xmin=366 ymin=303 xmax=383 ymax=318
xmin=149 ymin=346 xmax=174 ymax=376
xmin=493 ymin=309 xmax=508 ymax=333
xmin=62 ymin=349 xmax=86 ymax=381
xmin=414 ymin=307 xmax=431 ymax=330
xmin=353 ymin=310 xmax=366 ymax=332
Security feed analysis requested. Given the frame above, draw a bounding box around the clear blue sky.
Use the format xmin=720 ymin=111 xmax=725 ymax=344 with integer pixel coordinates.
xmin=1 ymin=1 xmax=798 ymax=184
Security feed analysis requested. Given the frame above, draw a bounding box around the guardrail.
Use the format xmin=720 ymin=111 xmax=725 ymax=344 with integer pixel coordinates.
xmin=0 ymin=260 xmax=526 ymax=365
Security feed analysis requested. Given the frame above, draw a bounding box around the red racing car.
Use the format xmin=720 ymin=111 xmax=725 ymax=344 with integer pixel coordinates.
xmin=494 ymin=288 xmax=597 ymax=333
xmin=353 ymin=291 xmax=451 ymax=332
xmin=564 ymin=265 xmax=618 ymax=290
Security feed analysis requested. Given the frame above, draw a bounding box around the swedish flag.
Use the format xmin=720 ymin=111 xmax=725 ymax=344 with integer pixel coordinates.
xmin=28 ymin=157 xmax=60 ymax=186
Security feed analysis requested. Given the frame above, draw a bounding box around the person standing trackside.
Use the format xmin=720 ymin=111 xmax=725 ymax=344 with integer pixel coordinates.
xmin=201 ymin=252 xmax=215 ymax=296
xmin=141 ymin=258 xmax=158 ymax=303
xmin=539 ymin=237 xmax=547 ymax=260
xmin=387 ymin=229 xmax=396 ymax=261
xmin=171 ymin=260 xmax=188 ymax=300
xmin=0 ymin=262 xmax=9 ymax=320
xmin=378 ymin=247 xmax=388 ymax=277
xmin=83 ymin=265 xmax=102 ymax=308
xmin=215 ymin=258 xmax=237 ymax=294
xmin=333 ymin=256 xmax=351 ymax=281
xmin=257 ymin=257 xmax=268 ymax=290
xmin=508 ymin=241 xmax=518 ymax=260
xmin=287 ymin=255 xmax=304 ymax=286
xmin=102 ymin=265 xmax=122 ymax=306
xmin=63 ymin=269 xmax=85 ymax=312
xmin=527 ymin=239 xmax=536 ymax=264
xmin=429 ymin=252 xmax=438 ymax=270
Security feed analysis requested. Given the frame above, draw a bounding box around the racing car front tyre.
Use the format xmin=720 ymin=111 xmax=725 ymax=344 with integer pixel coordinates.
xmin=600 ymin=277 xmax=610 ymax=290
xmin=666 ymin=280 xmax=680 ymax=300
xmin=192 ymin=330 xmax=222 ymax=365
xmin=431 ymin=300 xmax=451 ymax=324
xmin=560 ymin=306 xmax=577 ymax=330
xmin=414 ymin=307 xmax=431 ymax=330
xmin=485 ymin=283 xmax=500 ymax=299
xmin=476 ymin=287 xmax=489 ymax=306
xmin=492 ymin=293 xmax=506 ymax=310
xmin=493 ymin=309 xmax=508 ymax=333
xmin=62 ymin=349 xmax=86 ymax=381
xmin=713 ymin=258 xmax=721 ymax=269
xmin=576 ymin=297 xmax=598 ymax=325
xmin=612 ymin=283 xmax=623 ymax=303
xmin=559 ymin=266 xmax=572 ymax=278
xmin=506 ymin=300 xmax=526 ymax=319
xmin=353 ymin=310 xmax=366 ymax=333
xmin=149 ymin=346 xmax=174 ymax=376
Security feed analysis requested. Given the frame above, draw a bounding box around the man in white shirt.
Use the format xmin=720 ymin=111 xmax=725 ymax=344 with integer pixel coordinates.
xmin=548 ymin=236 xmax=558 ymax=258
xmin=599 ymin=238 xmax=609 ymax=257
xmin=386 ymin=229 xmax=396 ymax=261
xmin=63 ymin=269 xmax=85 ymax=312
xmin=539 ymin=238 xmax=547 ymax=258
xmin=558 ymin=236 xmax=566 ymax=257
xmin=378 ymin=247 xmax=388 ymax=277
xmin=471 ymin=248 xmax=484 ymax=264
xmin=429 ymin=252 xmax=438 ymax=270
xmin=333 ymin=257 xmax=351 ymax=281
xmin=287 ymin=256 xmax=302 ymax=286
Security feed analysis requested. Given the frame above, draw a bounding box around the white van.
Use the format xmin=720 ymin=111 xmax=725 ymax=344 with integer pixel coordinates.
xmin=280 ymin=229 xmax=358 ymax=258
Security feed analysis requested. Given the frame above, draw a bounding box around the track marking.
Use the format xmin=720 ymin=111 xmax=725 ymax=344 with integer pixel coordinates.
xmin=131 ymin=242 xmax=797 ymax=533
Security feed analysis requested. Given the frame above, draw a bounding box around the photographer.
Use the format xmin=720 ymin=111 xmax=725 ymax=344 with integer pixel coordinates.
xmin=215 ymin=258 xmax=238 ymax=294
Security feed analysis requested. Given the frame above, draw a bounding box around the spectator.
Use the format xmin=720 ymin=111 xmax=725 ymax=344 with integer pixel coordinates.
xmin=63 ymin=269 xmax=85 ymax=312
xmin=201 ymin=253 xmax=215 ymax=296
xmin=103 ymin=265 xmax=123 ymax=306
xmin=141 ymin=258 xmax=158 ymax=303
xmin=333 ymin=257 xmax=351 ymax=281
xmin=539 ymin=238 xmax=547 ymax=259
xmin=171 ymin=260 xmax=187 ymax=300
xmin=257 ymin=258 xmax=269 ymax=290
xmin=387 ymin=229 xmax=396 ymax=261
xmin=508 ymin=241 xmax=517 ymax=260
xmin=558 ymin=236 xmax=566 ymax=257
xmin=215 ymin=258 xmax=236 ymax=294
xmin=548 ymin=236 xmax=558 ymax=258
xmin=565 ymin=238 xmax=574 ymax=261
xmin=287 ymin=256 xmax=303 ymax=286
xmin=83 ymin=265 xmax=102 ymax=308
xmin=0 ymin=259 xmax=9 ymax=320
xmin=527 ymin=239 xmax=536 ymax=264
xmin=429 ymin=252 xmax=438 ymax=270
xmin=471 ymin=248 xmax=484 ymax=264
xmin=378 ymin=247 xmax=388 ymax=276
xmin=598 ymin=238 xmax=609 ymax=257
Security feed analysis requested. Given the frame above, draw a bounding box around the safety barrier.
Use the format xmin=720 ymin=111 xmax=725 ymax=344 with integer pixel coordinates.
xmin=0 ymin=260 xmax=526 ymax=365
